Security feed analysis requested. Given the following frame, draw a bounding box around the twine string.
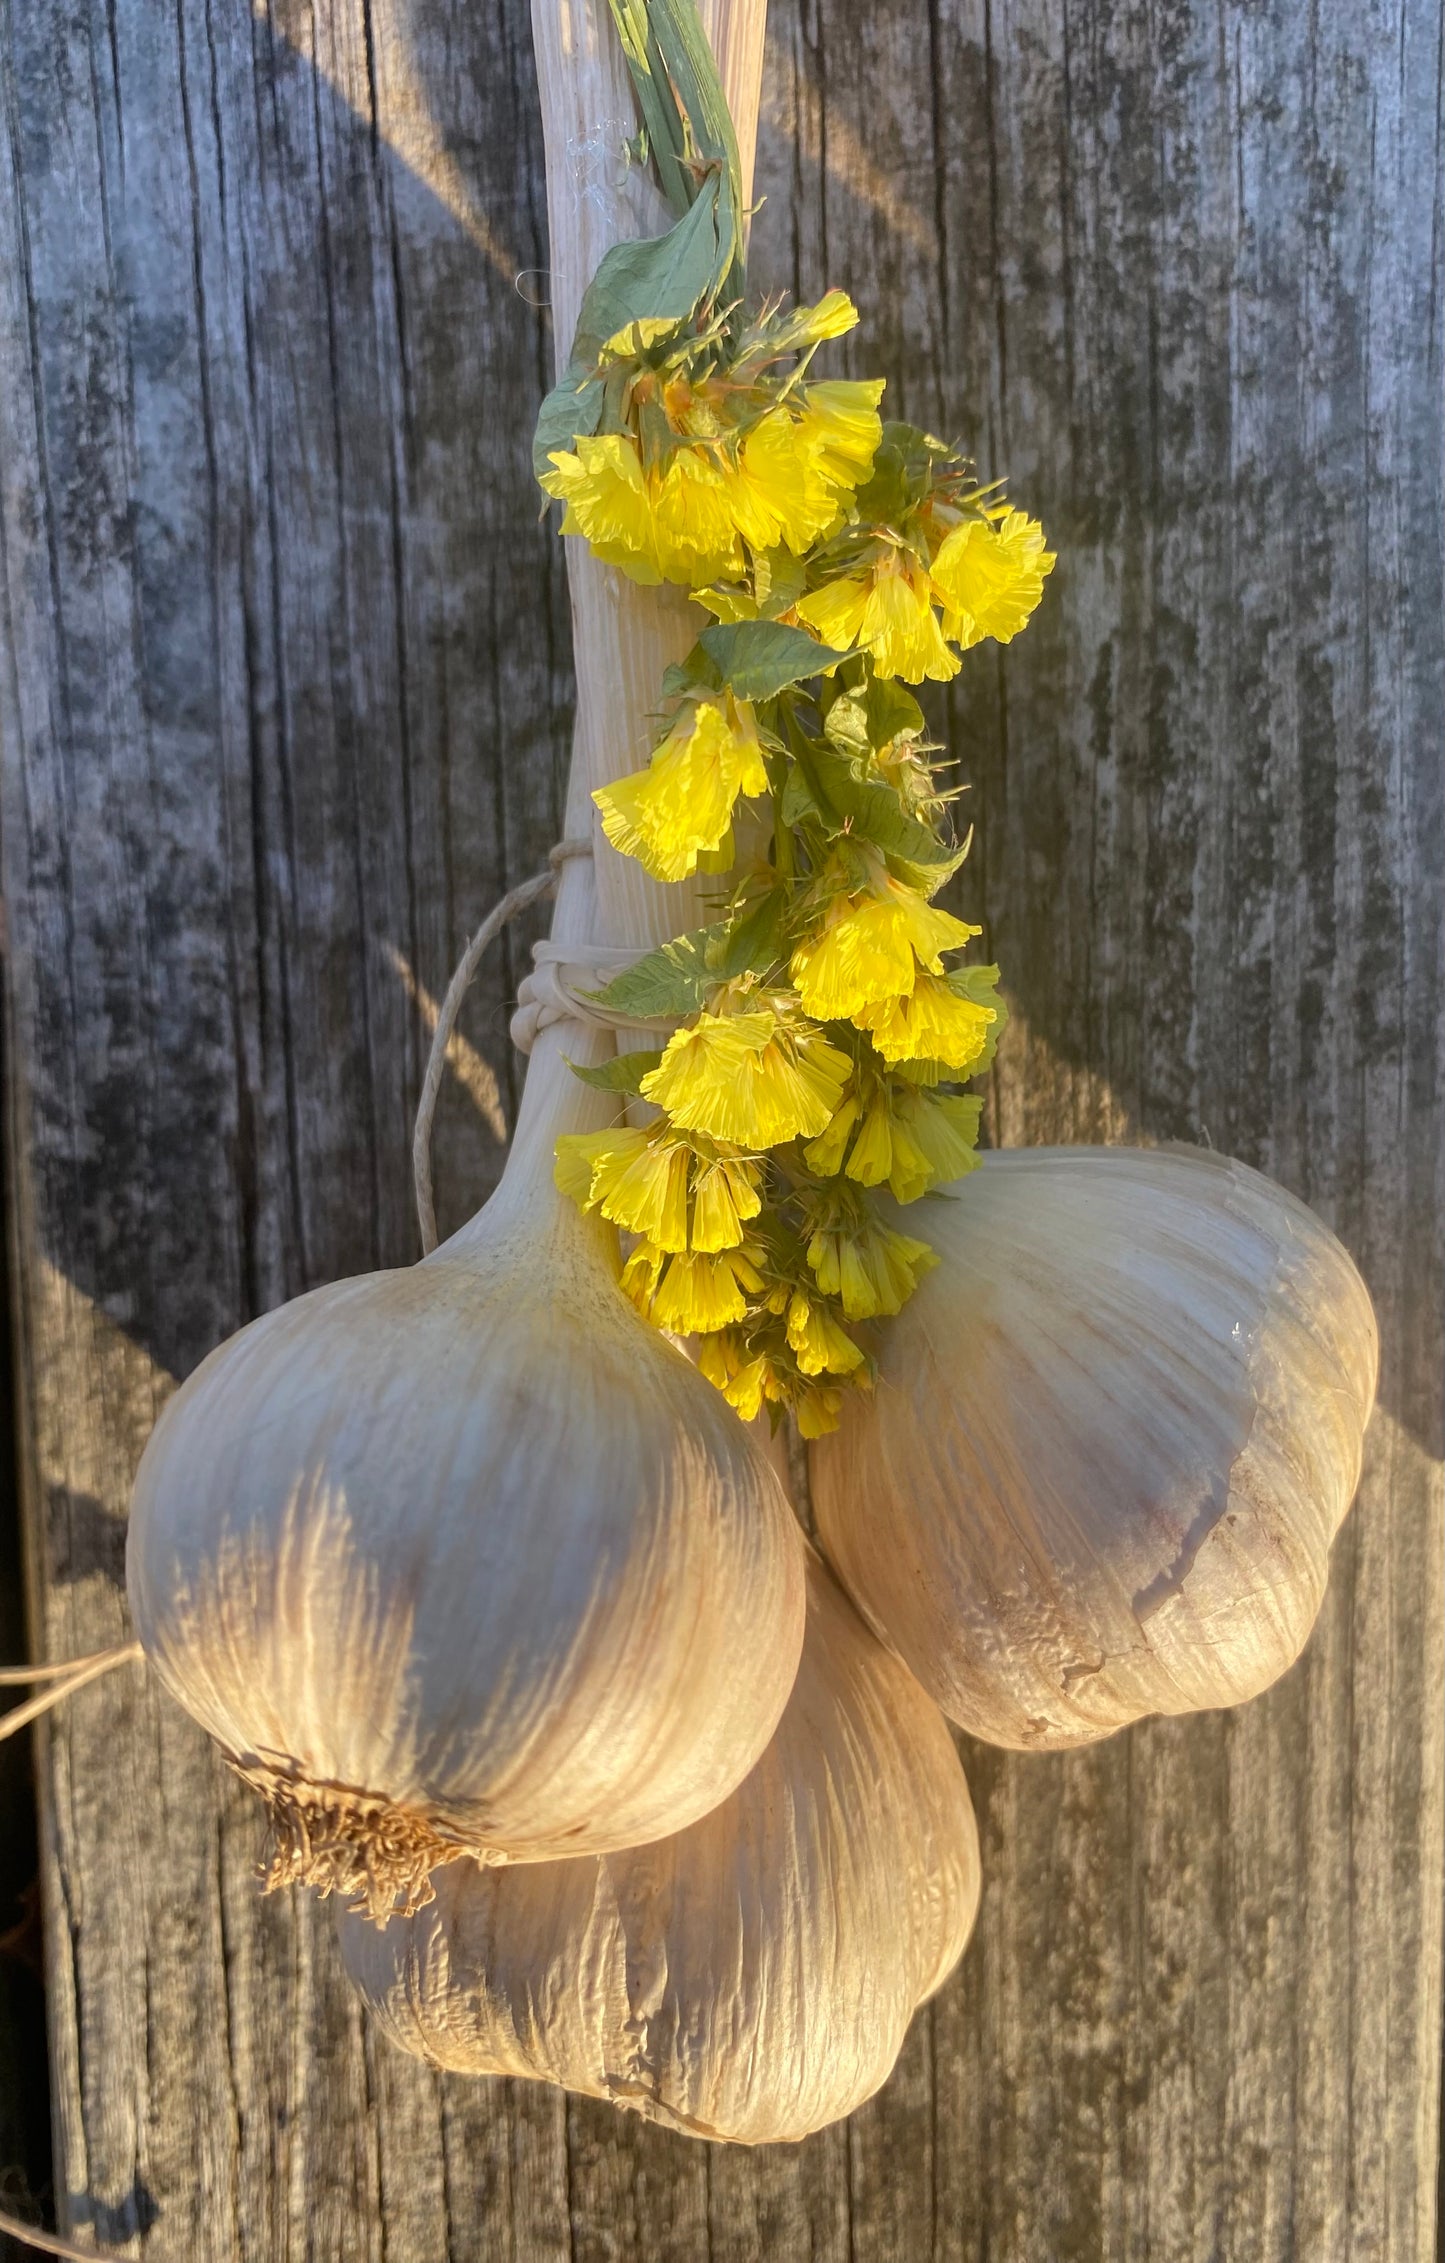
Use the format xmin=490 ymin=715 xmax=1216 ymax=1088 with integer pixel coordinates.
xmin=506 ymin=938 xmax=664 ymax=1055
xmin=413 ymin=837 xmax=667 ymax=1254
xmin=413 ymin=842 xmax=585 ymax=1255
xmin=413 ymin=837 xmax=695 ymax=1254
xmin=0 ymin=1641 xmax=144 ymax=1746
xmin=0 ymin=2204 xmax=131 ymax=2261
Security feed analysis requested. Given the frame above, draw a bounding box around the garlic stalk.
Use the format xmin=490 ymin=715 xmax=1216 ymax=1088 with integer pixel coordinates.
xmin=811 ymin=1145 xmax=1377 ymax=1749
xmin=337 ymin=1548 xmax=980 ymax=2144
xmin=126 ymin=0 xmax=804 ymax=1917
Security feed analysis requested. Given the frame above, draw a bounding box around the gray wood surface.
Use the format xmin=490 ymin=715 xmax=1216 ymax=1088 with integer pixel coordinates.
xmin=0 ymin=0 xmax=1440 ymax=2257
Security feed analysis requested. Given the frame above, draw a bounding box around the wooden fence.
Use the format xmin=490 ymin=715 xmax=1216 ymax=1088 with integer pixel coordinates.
xmin=0 ymin=0 xmax=1440 ymax=2254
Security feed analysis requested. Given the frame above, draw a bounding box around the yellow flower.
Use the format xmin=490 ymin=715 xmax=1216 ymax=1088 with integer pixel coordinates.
xmin=540 ymin=435 xmax=661 ymax=579
xmin=594 ymin=1131 xmax=690 ymax=1251
xmin=724 ymin=378 xmax=882 ymax=556
xmin=640 ymin=1245 xmax=767 ymax=1335
xmin=641 ymin=1010 xmax=851 ymax=1148
xmin=793 ymin=379 xmax=886 ymax=491
xmin=882 ymin=1089 xmax=983 ymax=1202
xmin=696 ymin=1329 xmax=773 ymax=1420
xmin=862 ymin=553 xmax=958 ymax=680
xmin=594 ymin=697 xmax=769 ymax=882
xmin=649 ymin=450 xmax=749 ymax=583
xmin=801 ymin=1092 xmax=860 ymax=1178
xmin=727 ymin=410 xmax=840 ymax=554
xmin=690 ymin=1151 xmax=765 ymax=1252
xmin=854 ymin=968 xmax=1001 ymax=1071
xmin=801 ymin=1080 xmax=984 ymax=1202
xmin=790 ymin=882 xmax=980 ymax=1020
xmin=599 ymin=315 xmax=684 ymax=358
xmin=806 ymin=1208 xmax=938 ymax=1320
xmin=541 ymin=435 xmax=743 ymax=587
xmin=929 ymin=510 xmax=1055 ymax=648
xmin=790 ymin=288 xmax=861 ymax=343
xmin=797 ymin=553 xmax=956 ymax=681
xmin=555 ymin=1124 xmax=690 ymax=1250
xmin=794 ymin=1377 xmax=850 ymax=1438
xmin=785 ymin=1289 xmax=866 ymax=1378
xmin=793 ymin=573 xmax=870 ymax=651
xmin=842 ymin=1093 xmax=895 ymax=1186
xmin=618 ymin=1239 xmax=666 ymax=1315
xmin=554 ymin=1127 xmax=627 ymax=1207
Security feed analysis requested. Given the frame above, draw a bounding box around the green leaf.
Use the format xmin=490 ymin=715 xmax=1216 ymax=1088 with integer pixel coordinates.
xmin=752 ymin=547 xmax=808 ymax=619
xmin=890 ymin=840 xmax=972 ymax=897
xmin=532 ymin=369 xmax=606 ymax=481
xmin=715 ymin=885 xmax=788 ymax=980
xmin=821 ymin=693 xmax=871 ymax=759
xmin=532 ymin=181 xmax=731 ymax=481
xmin=698 ymin=620 xmax=845 ymax=702
xmin=589 ymin=926 xmax=722 ymax=1020
xmin=804 ymin=740 xmax=957 ymax=870
xmin=659 ymin=646 xmax=723 ymax=701
xmin=853 ymin=420 xmax=954 ymax=523
xmin=570 ymin=1048 xmax=667 ymax=1095
xmin=574 ymin=175 xmax=730 ymax=357
xmin=589 ymin=889 xmax=788 ymax=1022
xmin=863 ymin=675 xmax=925 ymax=748
xmin=609 ymin=0 xmax=696 ymax=217
xmin=779 ymin=763 xmax=821 ymax=828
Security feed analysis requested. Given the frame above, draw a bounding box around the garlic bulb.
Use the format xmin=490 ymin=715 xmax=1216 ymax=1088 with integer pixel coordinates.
xmin=127 ymin=1026 xmax=806 ymax=1914
xmin=336 ymin=1549 xmax=980 ymax=2144
xmin=811 ymin=1144 xmax=1377 ymax=1750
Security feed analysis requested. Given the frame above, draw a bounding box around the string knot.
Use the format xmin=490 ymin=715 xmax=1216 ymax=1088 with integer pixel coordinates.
xmin=510 ymin=940 xmax=651 ymax=1056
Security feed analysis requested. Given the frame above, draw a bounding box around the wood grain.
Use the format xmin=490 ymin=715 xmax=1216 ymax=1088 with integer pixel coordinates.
xmin=0 ymin=0 xmax=1439 ymax=2257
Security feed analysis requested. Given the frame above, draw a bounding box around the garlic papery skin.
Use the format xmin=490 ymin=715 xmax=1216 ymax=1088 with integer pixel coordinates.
xmin=336 ymin=1549 xmax=980 ymax=2145
xmin=811 ymin=1145 xmax=1378 ymax=1751
xmin=126 ymin=1023 xmax=806 ymax=1915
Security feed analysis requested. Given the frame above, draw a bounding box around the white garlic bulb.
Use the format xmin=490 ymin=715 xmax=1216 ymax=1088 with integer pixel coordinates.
xmin=127 ymin=1036 xmax=806 ymax=1915
xmin=336 ymin=1549 xmax=980 ymax=2144
xmin=811 ymin=1144 xmax=1377 ymax=1750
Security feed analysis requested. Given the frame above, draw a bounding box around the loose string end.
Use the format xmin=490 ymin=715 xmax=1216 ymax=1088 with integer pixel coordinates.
xmin=0 ymin=1641 xmax=144 ymax=1744
xmin=0 ymin=2200 xmax=132 ymax=2260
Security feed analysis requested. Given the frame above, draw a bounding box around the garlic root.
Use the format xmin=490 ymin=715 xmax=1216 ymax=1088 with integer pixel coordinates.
xmin=811 ymin=1144 xmax=1378 ymax=1750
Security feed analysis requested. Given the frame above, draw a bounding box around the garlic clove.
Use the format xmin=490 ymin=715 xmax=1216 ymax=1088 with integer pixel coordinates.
xmin=336 ymin=1548 xmax=980 ymax=2145
xmin=127 ymin=1151 xmax=806 ymax=1918
xmin=810 ymin=1144 xmax=1377 ymax=1750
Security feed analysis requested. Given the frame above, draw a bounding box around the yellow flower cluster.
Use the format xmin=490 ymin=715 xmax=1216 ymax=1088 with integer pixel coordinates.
xmin=541 ymin=292 xmax=885 ymax=590
xmin=794 ymin=510 xmax=1055 ymax=682
xmin=540 ymin=285 xmax=1049 ymax=1430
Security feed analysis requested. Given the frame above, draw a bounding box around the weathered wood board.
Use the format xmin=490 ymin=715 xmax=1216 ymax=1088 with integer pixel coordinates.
xmin=0 ymin=0 xmax=1440 ymax=2257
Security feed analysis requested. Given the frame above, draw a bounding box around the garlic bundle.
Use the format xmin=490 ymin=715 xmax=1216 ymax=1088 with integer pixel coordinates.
xmin=337 ymin=1549 xmax=979 ymax=2144
xmin=812 ymin=1145 xmax=1377 ymax=1750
